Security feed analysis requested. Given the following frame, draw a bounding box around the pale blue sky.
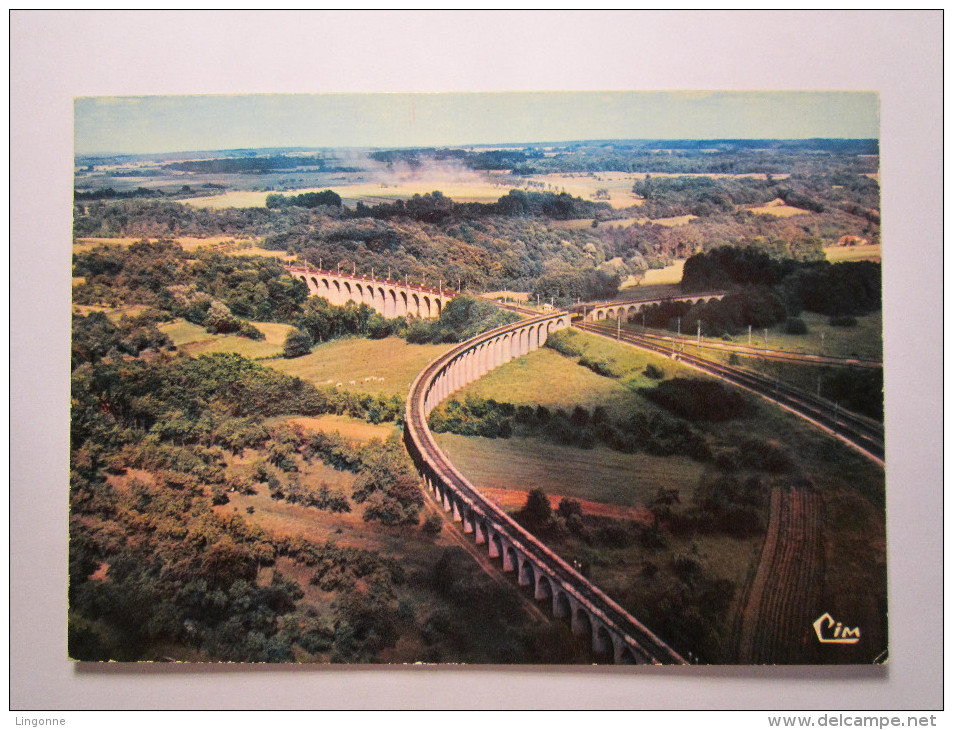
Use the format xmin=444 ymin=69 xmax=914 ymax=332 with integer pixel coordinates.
xmin=74 ymin=91 xmax=878 ymax=156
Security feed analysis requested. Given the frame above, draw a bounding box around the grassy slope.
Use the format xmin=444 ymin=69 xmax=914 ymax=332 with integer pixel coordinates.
xmin=160 ymin=319 xmax=295 ymax=359
xmin=457 ymin=333 xmax=701 ymax=421
xmin=434 ymin=433 xmax=705 ymax=508
xmin=269 ymin=336 xmax=452 ymax=397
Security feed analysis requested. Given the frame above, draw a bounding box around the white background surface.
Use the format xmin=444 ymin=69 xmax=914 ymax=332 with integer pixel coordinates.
xmin=10 ymin=10 xmax=943 ymax=710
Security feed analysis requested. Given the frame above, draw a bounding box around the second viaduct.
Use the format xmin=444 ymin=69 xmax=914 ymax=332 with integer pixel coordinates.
xmin=288 ymin=266 xmax=455 ymax=319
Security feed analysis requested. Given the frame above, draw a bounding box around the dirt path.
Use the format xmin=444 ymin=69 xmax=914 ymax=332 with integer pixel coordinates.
xmin=737 ymin=485 xmax=823 ymax=663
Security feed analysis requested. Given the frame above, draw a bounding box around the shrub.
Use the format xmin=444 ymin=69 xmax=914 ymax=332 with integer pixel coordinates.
xmin=579 ymin=355 xmax=619 ymax=378
xmin=518 ymin=488 xmax=552 ymax=529
xmin=643 ymin=363 xmax=665 ymax=380
xmin=784 ymin=317 xmax=808 ymax=335
xmin=282 ymin=328 xmax=313 ymax=358
xmin=829 ymin=315 xmax=858 ymax=327
xmin=239 ymin=321 xmax=265 ymax=340
xmin=421 ymin=512 xmax=443 ymax=536
xmin=641 ymin=378 xmax=748 ymax=422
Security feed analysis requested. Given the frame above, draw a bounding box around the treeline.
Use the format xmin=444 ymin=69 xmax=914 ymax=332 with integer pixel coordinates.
xmin=74 ymin=183 xmax=228 ymax=201
xmin=632 ymin=175 xmax=777 ymax=218
xmin=164 ymin=155 xmax=358 ymax=174
xmin=348 ymin=189 xmax=612 ymax=223
xmin=682 ymin=245 xmax=882 ymax=317
xmin=367 ymin=141 xmax=879 ymax=177
xmin=531 ymin=263 xmax=622 ymax=305
xmin=266 ymin=190 xmax=343 ymax=209
xmin=75 ymin=187 xmax=169 ymax=201
xmin=428 ymin=396 xmax=711 ymax=461
xmin=639 ymin=288 xmax=789 ymax=337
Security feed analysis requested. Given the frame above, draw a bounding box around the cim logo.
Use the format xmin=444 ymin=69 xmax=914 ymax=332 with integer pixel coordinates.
xmin=813 ymin=613 xmax=861 ymax=644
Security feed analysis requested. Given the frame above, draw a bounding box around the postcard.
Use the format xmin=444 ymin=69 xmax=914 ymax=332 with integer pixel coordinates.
xmin=68 ymin=91 xmax=885 ymax=665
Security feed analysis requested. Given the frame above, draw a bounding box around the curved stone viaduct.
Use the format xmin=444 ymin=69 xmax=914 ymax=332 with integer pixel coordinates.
xmin=579 ymin=291 xmax=727 ymax=323
xmin=403 ymin=312 xmax=687 ymax=665
xmin=288 ymin=266 xmax=455 ymax=319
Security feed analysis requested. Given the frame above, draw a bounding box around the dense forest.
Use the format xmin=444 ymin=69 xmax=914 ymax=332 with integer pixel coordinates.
xmin=74 ymin=171 xmax=878 ymax=306
xmin=70 ymin=240 xmax=578 ymax=662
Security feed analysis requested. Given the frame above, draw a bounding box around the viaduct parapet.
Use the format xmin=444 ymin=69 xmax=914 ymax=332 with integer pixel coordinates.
xmin=288 ymin=266 xmax=455 ymax=319
xmin=579 ymin=292 xmax=727 ymax=322
xmin=403 ymin=312 xmax=687 ymax=665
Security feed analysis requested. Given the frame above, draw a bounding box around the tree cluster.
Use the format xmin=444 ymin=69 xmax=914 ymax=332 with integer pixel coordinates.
xmin=679 ymin=245 xmax=882 ymax=324
xmin=429 ymin=396 xmax=712 ymax=460
xmin=266 ymin=189 xmax=343 ymax=209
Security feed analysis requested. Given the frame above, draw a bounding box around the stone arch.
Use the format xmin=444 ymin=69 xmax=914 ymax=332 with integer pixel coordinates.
xmin=498 ymin=335 xmax=508 ymax=365
xmin=474 ymin=517 xmax=487 ymax=545
xmin=535 ymin=573 xmax=554 ymax=603
xmin=510 ymin=330 xmax=522 ymax=359
xmin=572 ymin=605 xmax=594 ymax=640
xmin=481 ymin=341 xmax=492 ymax=374
xmin=596 ymin=310 xmax=605 ymax=321
xmin=332 ymin=280 xmax=341 ymax=304
xmin=518 ymin=556 xmax=535 ymax=587
xmin=422 ymin=295 xmax=431 ymax=319
xmin=503 ymin=544 xmax=518 ymax=573
xmin=411 ymin=293 xmax=421 ymax=318
xmin=461 ymin=505 xmax=475 ymax=534
xmin=434 ymin=298 xmax=443 ymax=316
xmin=617 ymin=646 xmax=638 ymax=665
xmin=489 ymin=530 xmax=503 ymax=559
xmin=594 ymin=623 xmax=614 ymax=658
xmin=554 ymin=591 xmax=572 ymax=619
xmin=399 ymin=291 xmax=408 ymax=317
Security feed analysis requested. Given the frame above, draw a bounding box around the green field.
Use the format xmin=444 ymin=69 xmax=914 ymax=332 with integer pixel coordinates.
xmin=434 ymin=433 xmax=706 ymax=508
xmin=442 ymin=324 xmax=884 ymax=507
xmin=457 ymin=330 xmax=702 ymax=419
xmin=269 ymin=336 xmax=452 ymax=396
xmin=159 ymin=319 xmax=295 ymax=358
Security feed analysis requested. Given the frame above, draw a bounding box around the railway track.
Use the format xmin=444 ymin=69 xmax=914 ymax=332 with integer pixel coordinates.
xmin=602 ymin=326 xmax=882 ymax=369
xmin=577 ymin=321 xmax=885 ymax=464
